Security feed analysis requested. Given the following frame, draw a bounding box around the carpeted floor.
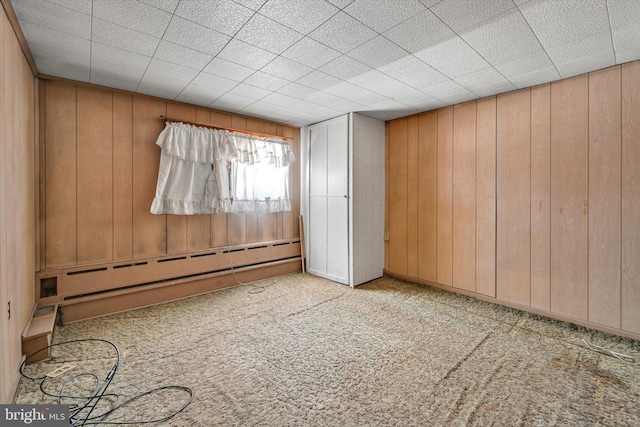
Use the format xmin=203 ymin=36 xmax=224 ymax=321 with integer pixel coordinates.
xmin=15 ymin=273 xmax=640 ymax=426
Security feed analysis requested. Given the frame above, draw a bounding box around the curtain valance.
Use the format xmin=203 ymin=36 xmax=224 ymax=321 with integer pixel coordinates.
xmin=151 ymin=122 xmax=294 ymax=215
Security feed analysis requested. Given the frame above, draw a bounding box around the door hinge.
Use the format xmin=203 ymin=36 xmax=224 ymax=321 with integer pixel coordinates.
xmin=7 ymin=301 xmax=11 ymax=319
xmin=384 ymin=231 xmax=390 ymax=241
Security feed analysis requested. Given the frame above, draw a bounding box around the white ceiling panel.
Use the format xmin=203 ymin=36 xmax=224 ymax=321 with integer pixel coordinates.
xmin=174 ymin=83 xmax=224 ymax=106
xmin=258 ymin=0 xmax=339 ymax=35
xmin=347 ymin=36 xmax=409 ymax=69
xmin=92 ymin=18 xmax=160 ymax=57
xmin=235 ymin=14 xmax=303 ymax=54
xmin=282 ymin=37 xmax=342 ymax=69
xmin=92 ymin=0 xmax=171 ymax=38
xmin=415 ymin=37 xmax=491 ymax=79
xmin=461 ymin=9 xmax=542 ymax=65
xmin=13 ymin=0 xmax=640 ymax=127
xmin=163 ymin=16 xmax=230 ymax=56
xmin=216 ymin=39 xmax=277 ymax=70
xmin=344 ymin=0 xmax=426 ymax=33
xmin=154 ymin=40 xmax=213 ymax=70
xmin=261 ymin=57 xmax=313 ymax=82
xmin=174 ymin=0 xmax=253 ymax=37
xmin=308 ymin=12 xmax=377 ymax=54
xmin=203 ymin=58 xmax=255 ymax=82
xmin=19 ymin=21 xmax=90 ymax=80
xmin=383 ymin=10 xmax=453 ymax=54
xmin=431 ymin=0 xmax=516 ymax=33
xmin=12 ymin=0 xmax=90 ymax=39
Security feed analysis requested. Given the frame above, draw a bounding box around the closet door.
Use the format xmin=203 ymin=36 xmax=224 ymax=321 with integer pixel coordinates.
xmin=308 ymin=115 xmax=349 ymax=284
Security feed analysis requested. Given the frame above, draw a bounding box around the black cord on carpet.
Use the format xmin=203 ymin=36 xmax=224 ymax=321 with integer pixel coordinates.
xmin=19 ymin=338 xmax=193 ymax=426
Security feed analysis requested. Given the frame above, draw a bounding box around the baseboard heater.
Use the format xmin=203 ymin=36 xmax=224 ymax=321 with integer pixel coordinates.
xmin=36 ymin=239 xmax=302 ymax=323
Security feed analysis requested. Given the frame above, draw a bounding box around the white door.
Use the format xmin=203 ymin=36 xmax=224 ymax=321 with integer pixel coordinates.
xmin=307 ymin=115 xmax=349 ymax=284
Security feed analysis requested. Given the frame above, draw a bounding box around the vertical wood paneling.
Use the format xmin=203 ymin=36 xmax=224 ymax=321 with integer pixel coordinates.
xmin=530 ymin=84 xmax=551 ymax=310
xmin=452 ymin=102 xmax=476 ymax=292
xmin=417 ymin=111 xmax=437 ymax=282
xmin=437 ymin=107 xmax=453 ymax=286
xmin=407 ymin=116 xmax=419 ymax=277
xmin=475 ymin=97 xmax=496 ymax=297
xmin=38 ymin=80 xmax=46 ymax=269
xmin=132 ymin=97 xmax=166 ymax=257
xmin=588 ymin=67 xmax=621 ymax=328
xmin=77 ymin=87 xmax=113 ymax=264
xmin=45 ymin=81 xmax=77 ymax=268
xmin=389 ymin=119 xmax=408 ymax=275
xmin=550 ymin=75 xmax=589 ymax=320
xmin=113 ymin=93 xmax=133 ymax=260
xmin=497 ymin=90 xmax=531 ymax=305
xmin=621 ymin=62 xmax=640 ymax=333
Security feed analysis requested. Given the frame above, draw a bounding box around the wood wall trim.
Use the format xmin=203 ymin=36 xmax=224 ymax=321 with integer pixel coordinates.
xmin=0 ymin=0 xmax=37 ymax=76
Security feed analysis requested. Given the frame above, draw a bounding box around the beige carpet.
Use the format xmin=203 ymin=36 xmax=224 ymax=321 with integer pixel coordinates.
xmin=15 ymin=273 xmax=640 ymax=426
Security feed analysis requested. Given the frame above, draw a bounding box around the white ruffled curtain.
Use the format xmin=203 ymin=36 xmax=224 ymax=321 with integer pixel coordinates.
xmin=151 ymin=122 xmax=294 ymax=215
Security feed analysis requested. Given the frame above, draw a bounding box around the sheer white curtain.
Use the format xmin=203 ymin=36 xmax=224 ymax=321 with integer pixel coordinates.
xmin=151 ymin=122 xmax=294 ymax=215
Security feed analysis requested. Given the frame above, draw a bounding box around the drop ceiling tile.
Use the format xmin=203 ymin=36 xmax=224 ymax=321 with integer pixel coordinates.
xmin=508 ymin=66 xmax=560 ymax=89
xmin=461 ymin=9 xmax=542 ymax=65
xmin=305 ymin=91 xmax=365 ymax=111
xmin=519 ymin=0 xmax=610 ymax=49
xmin=243 ymin=71 xmax=290 ymax=91
xmin=13 ymin=0 xmax=90 ymax=39
xmin=308 ymin=12 xmax=377 ymax=53
xmin=418 ymin=0 xmax=441 ymax=6
xmin=91 ymin=42 xmax=151 ymax=73
xmin=203 ymin=58 xmax=255 ymax=82
xmin=228 ymin=83 xmax=271 ymax=101
xmin=278 ymin=82 xmax=318 ymax=100
xmin=320 ymin=55 xmax=372 ymax=80
xmin=261 ymin=92 xmax=305 ymax=108
xmin=154 ymin=40 xmax=213 ymax=70
xmin=546 ymin=32 xmax=614 ymax=77
xmin=393 ymin=90 xmax=440 ymax=107
xmin=90 ymin=67 xmax=143 ymax=92
xmin=469 ymin=80 xmax=517 ymax=98
xmin=239 ymin=100 xmax=284 ymax=117
xmin=296 ymin=70 xmax=342 ymax=91
xmin=261 ymin=57 xmax=313 ymax=82
xmin=145 ymin=58 xmax=198 ymax=83
xmin=323 ymin=81 xmax=387 ymax=105
xmin=163 ymin=16 xmax=230 ymax=56
xmin=209 ymin=93 xmax=255 ymax=112
xmin=348 ymin=70 xmax=413 ymax=99
xmin=233 ymin=0 xmax=267 ymax=11
xmin=175 ymin=83 xmax=225 ymax=106
xmin=217 ymin=39 xmax=278 ymax=70
xmin=44 ymin=0 xmax=92 ymax=14
xmin=415 ymin=37 xmax=491 ymax=79
xmin=174 ymin=0 xmax=253 ymax=37
xmin=431 ymin=0 xmax=516 ymax=33
xmin=607 ymin=0 xmax=640 ymax=64
xmin=235 ymin=14 xmax=303 ymax=54
xmin=383 ymin=10 xmax=454 ymax=53
xmin=421 ymin=79 xmax=474 ymax=102
xmin=137 ymin=73 xmax=188 ymax=100
xmin=455 ymin=67 xmax=509 ymax=90
xmin=93 ymin=0 xmax=171 ymax=38
xmin=19 ymin=21 xmax=90 ymax=81
xmin=553 ymin=50 xmax=615 ymax=80
xmin=289 ymin=100 xmax=342 ymax=117
xmin=192 ymin=72 xmax=238 ymax=92
xmin=347 ymin=36 xmax=408 ymax=69
xmin=495 ymin=50 xmax=557 ymax=80
xmin=138 ymin=0 xmax=179 ymax=13
xmin=325 ymin=0 xmax=354 ymax=8
xmin=344 ymin=0 xmax=426 ymax=33
xmin=282 ymin=37 xmax=342 ymax=68
xmin=378 ymin=55 xmax=448 ymax=89
xmin=92 ymin=17 xmax=160 ymax=56
xmin=258 ymin=0 xmax=339 ymax=35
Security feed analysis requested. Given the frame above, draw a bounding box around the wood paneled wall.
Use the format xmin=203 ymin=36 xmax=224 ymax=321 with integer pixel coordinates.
xmin=39 ymin=79 xmax=300 ymax=271
xmin=0 ymin=4 xmax=36 ymax=402
xmin=386 ymin=63 xmax=640 ymax=339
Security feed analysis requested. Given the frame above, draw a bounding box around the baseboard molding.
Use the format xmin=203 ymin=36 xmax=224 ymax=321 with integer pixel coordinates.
xmin=384 ymin=270 xmax=640 ymax=342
